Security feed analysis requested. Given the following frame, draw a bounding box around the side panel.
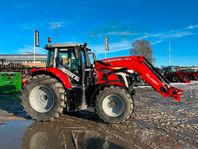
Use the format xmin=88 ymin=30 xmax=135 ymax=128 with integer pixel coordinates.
xmin=31 ymin=67 xmax=72 ymax=89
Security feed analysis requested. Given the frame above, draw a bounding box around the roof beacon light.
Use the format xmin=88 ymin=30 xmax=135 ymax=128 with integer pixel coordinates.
xmin=48 ymin=37 xmax=52 ymax=44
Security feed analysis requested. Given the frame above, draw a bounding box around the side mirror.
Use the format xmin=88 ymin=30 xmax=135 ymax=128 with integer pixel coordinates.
xmin=83 ymin=42 xmax=87 ymax=48
xmin=88 ymin=52 xmax=96 ymax=64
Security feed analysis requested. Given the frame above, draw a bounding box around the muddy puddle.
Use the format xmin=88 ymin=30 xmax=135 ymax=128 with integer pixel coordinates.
xmin=0 ymin=115 xmax=193 ymax=149
xmin=0 ymin=116 xmax=142 ymax=149
xmin=0 ymin=120 xmax=32 ymax=149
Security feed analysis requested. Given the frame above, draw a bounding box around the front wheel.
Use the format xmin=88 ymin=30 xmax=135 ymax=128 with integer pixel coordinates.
xmin=21 ymin=75 xmax=66 ymax=121
xmin=96 ymin=86 xmax=134 ymax=124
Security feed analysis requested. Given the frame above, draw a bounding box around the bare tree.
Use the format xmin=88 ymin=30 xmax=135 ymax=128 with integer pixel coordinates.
xmin=130 ymin=40 xmax=155 ymax=63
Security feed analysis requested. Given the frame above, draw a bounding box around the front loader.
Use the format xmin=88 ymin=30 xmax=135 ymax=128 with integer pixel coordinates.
xmin=21 ymin=42 xmax=183 ymax=124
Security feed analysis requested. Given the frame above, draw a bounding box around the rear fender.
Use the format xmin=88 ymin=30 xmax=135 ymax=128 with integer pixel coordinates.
xmin=30 ymin=67 xmax=72 ymax=89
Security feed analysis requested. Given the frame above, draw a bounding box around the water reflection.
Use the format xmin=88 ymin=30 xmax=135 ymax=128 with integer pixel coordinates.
xmin=22 ymin=117 xmax=132 ymax=149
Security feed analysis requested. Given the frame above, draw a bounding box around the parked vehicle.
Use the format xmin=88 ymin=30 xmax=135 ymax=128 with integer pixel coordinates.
xmin=0 ymin=72 xmax=21 ymax=94
xmin=181 ymin=68 xmax=198 ymax=80
xmin=162 ymin=66 xmax=190 ymax=83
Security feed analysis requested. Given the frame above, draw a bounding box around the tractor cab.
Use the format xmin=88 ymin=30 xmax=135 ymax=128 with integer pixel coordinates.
xmin=45 ymin=43 xmax=94 ymax=85
xmin=163 ymin=66 xmax=179 ymax=73
xmin=44 ymin=43 xmax=96 ymax=109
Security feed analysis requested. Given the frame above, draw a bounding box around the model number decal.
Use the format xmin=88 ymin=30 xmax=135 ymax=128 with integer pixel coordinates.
xmin=103 ymin=58 xmax=132 ymax=63
xmin=58 ymin=66 xmax=80 ymax=82
xmin=146 ymin=73 xmax=159 ymax=86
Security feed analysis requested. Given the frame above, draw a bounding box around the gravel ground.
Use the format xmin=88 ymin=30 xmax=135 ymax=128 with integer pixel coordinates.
xmin=0 ymin=82 xmax=198 ymax=148
xmin=113 ymin=82 xmax=198 ymax=148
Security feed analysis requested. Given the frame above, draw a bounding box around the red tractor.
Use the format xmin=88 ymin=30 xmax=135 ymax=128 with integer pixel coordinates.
xmin=22 ymin=43 xmax=183 ymax=123
xmin=162 ymin=66 xmax=190 ymax=83
xmin=182 ymin=68 xmax=198 ymax=80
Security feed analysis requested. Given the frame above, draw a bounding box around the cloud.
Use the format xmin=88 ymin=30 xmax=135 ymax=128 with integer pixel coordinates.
xmin=89 ymin=22 xmax=137 ymax=38
xmin=90 ymin=40 xmax=131 ymax=54
xmin=90 ymin=23 xmax=195 ymax=47
xmin=16 ymin=22 xmax=48 ymax=30
xmin=17 ymin=45 xmax=47 ymax=54
xmin=49 ymin=22 xmax=65 ymax=29
xmin=151 ymin=40 xmax=163 ymax=45
xmin=186 ymin=24 xmax=198 ymax=30
xmin=136 ymin=30 xmax=194 ymax=45
xmin=137 ymin=33 xmax=163 ymax=39
xmin=48 ymin=21 xmax=77 ymax=30
xmin=109 ymin=40 xmax=131 ymax=50
xmin=17 ymin=20 xmax=72 ymax=30
xmin=15 ymin=23 xmax=33 ymax=30
xmin=161 ymin=31 xmax=194 ymax=38
xmin=138 ymin=31 xmax=193 ymax=39
xmin=89 ymin=30 xmax=136 ymax=38
xmin=108 ymin=31 xmax=136 ymax=36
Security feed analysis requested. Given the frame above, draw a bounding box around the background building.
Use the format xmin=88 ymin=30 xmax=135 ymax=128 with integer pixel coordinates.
xmin=0 ymin=53 xmax=47 ymax=67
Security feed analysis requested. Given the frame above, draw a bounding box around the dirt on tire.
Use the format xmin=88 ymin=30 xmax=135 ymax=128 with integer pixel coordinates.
xmin=96 ymin=86 xmax=134 ymax=124
xmin=21 ymin=75 xmax=66 ymax=121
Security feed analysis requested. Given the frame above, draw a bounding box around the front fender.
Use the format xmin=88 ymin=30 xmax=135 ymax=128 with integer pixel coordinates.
xmin=116 ymin=72 xmax=129 ymax=87
xmin=31 ymin=67 xmax=72 ymax=89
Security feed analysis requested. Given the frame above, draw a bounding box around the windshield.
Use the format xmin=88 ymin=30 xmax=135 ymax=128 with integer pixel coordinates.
xmin=171 ymin=68 xmax=177 ymax=72
xmin=57 ymin=48 xmax=80 ymax=71
xmin=88 ymin=52 xmax=96 ymax=65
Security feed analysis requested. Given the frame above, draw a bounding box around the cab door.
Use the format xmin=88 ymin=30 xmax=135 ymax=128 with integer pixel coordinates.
xmin=57 ymin=48 xmax=81 ymax=86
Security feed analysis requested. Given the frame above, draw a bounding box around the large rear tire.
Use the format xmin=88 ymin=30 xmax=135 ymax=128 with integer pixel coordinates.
xmin=21 ymin=75 xmax=66 ymax=121
xmin=96 ymin=86 xmax=134 ymax=124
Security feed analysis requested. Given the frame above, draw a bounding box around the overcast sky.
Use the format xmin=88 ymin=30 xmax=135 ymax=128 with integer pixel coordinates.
xmin=0 ymin=0 xmax=198 ymax=66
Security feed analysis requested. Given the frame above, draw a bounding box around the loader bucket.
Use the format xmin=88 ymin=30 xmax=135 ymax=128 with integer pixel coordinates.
xmin=167 ymin=87 xmax=183 ymax=102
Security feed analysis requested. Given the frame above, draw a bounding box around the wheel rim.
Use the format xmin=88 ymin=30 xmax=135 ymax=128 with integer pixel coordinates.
xmin=102 ymin=94 xmax=125 ymax=117
xmin=29 ymin=85 xmax=55 ymax=113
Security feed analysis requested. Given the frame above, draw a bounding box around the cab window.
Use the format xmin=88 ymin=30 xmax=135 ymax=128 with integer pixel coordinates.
xmin=57 ymin=48 xmax=80 ymax=75
xmin=47 ymin=49 xmax=55 ymax=67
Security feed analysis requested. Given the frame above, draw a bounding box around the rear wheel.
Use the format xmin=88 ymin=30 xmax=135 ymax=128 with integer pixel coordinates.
xmin=96 ymin=86 xmax=134 ymax=124
xmin=21 ymin=75 xmax=66 ymax=121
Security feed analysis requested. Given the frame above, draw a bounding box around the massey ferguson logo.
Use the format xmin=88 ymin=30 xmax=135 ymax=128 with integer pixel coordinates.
xmin=58 ymin=66 xmax=80 ymax=82
xmin=146 ymin=73 xmax=159 ymax=86
xmin=103 ymin=58 xmax=132 ymax=63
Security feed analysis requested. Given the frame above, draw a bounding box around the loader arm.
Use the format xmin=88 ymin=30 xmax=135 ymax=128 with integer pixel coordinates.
xmin=96 ymin=56 xmax=183 ymax=101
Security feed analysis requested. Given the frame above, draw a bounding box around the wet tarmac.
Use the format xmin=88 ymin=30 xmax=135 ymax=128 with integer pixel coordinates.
xmin=0 ymin=116 xmax=142 ymax=149
xmin=0 ymin=82 xmax=198 ymax=149
xmin=0 ymin=121 xmax=32 ymax=149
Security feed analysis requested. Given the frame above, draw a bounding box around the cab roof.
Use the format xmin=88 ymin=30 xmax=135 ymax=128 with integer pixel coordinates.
xmin=45 ymin=43 xmax=82 ymax=49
